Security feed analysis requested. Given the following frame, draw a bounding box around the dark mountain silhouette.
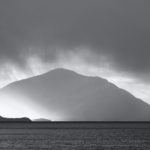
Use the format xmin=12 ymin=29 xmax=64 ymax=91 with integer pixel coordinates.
xmin=0 ymin=116 xmax=31 ymax=122
xmin=1 ymin=68 xmax=150 ymax=121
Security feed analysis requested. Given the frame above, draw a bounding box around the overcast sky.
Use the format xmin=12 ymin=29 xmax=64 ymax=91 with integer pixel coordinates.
xmin=0 ymin=0 xmax=150 ymax=104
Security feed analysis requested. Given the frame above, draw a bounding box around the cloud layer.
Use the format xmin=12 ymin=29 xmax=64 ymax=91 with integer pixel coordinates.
xmin=0 ymin=0 xmax=150 ymax=102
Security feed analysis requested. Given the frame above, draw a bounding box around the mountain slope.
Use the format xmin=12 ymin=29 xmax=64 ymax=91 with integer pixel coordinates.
xmin=1 ymin=68 xmax=150 ymax=121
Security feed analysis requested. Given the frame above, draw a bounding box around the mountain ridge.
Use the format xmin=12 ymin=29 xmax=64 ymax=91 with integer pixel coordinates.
xmin=1 ymin=68 xmax=150 ymax=121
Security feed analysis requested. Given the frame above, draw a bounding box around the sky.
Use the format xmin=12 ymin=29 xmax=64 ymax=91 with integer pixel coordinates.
xmin=0 ymin=0 xmax=150 ymax=105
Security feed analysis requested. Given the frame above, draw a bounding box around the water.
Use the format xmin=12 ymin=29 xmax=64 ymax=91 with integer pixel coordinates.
xmin=0 ymin=122 xmax=149 ymax=149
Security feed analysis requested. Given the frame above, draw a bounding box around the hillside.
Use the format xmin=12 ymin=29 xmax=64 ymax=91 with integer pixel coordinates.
xmin=0 ymin=116 xmax=31 ymax=122
xmin=1 ymin=69 xmax=150 ymax=121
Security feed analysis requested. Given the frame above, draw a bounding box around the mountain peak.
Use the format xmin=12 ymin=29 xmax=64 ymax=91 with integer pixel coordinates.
xmin=1 ymin=68 xmax=150 ymax=121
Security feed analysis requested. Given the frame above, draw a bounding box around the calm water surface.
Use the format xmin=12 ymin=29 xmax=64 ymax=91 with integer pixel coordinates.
xmin=0 ymin=122 xmax=149 ymax=150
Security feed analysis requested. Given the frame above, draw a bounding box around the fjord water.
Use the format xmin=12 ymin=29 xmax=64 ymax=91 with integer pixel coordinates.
xmin=0 ymin=122 xmax=149 ymax=149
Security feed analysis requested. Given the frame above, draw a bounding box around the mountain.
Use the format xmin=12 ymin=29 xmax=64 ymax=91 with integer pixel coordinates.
xmin=1 ymin=68 xmax=150 ymax=121
xmin=0 ymin=116 xmax=31 ymax=122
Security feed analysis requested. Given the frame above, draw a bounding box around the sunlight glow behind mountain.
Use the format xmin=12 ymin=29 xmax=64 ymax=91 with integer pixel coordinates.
xmin=0 ymin=91 xmax=63 ymax=120
xmin=0 ymin=54 xmax=150 ymax=105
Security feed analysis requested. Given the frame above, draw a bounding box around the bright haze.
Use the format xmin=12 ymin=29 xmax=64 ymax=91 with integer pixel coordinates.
xmin=0 ymin=0 xmax=150 ymax=120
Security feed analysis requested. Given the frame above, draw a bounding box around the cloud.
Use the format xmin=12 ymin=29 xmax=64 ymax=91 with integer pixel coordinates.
xmin=0 ymin=0 xmax=150 ymax=102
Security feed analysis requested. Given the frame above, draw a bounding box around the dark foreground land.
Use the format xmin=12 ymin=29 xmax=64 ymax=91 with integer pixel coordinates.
xmin=0 ymin=122 xmax=150 ymax=150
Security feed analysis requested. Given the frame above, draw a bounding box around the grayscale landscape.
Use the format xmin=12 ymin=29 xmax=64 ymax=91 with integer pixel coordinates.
xmin=1 ymin=1 xmax=150 ymax=149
